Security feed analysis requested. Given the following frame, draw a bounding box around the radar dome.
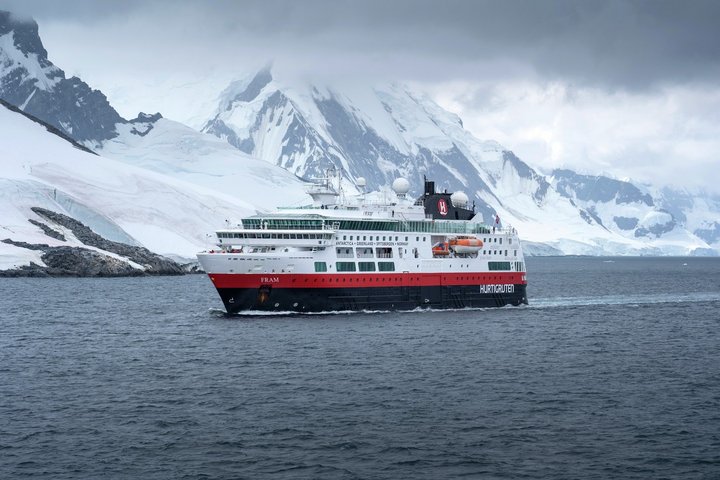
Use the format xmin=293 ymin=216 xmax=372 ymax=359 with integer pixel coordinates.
xmin=451 ymin=191 xmax=469 ymax=208
xmin=356 ymin=177 xmax=366 ymax=188
xmin=392 ymin=177 xmax=410 ymax=196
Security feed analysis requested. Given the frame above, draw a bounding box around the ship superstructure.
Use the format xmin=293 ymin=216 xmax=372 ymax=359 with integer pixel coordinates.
xmin=197 ymin=175 xmax=528 ymax=313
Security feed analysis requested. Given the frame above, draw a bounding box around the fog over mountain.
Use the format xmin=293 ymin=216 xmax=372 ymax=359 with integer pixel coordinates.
xmin=3 ymin=0 xmax=718 ymax=193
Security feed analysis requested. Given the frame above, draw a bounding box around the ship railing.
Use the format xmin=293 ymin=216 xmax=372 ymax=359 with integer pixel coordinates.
xmin=487 ymin=226 xmax=519 ymax=236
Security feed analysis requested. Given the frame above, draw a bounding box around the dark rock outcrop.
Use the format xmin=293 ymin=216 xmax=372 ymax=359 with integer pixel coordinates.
xmin=28 ymin=218 xmax=65 ymax=241
xmin=0 ymin=208 xmax=185 ymax=277
xmin=552 ymin=169 xmax=654 ymax=206
xmin=30 ymin=207 xmax=183 ymax=274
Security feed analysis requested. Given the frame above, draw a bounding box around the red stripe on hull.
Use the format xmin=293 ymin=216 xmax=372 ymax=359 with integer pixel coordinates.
xmin=208 ymin=272 xmax=527 ymax=289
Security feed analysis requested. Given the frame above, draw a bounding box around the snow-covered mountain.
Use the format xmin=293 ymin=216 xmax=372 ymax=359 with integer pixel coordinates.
xmin=0 ymin=11 xmax=314 ymax=272
xmin=549 ymin=170 xmax=719 ymax=255
xmin=1 ymin=10 xmax=717 ymax=258
xmin=201 ymin=68 xmax=718 ymax=256
xmin=0 ymin=11 xmax=123 ymax=142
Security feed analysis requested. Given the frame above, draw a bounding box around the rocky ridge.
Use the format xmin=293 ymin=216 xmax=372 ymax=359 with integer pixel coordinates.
xmin=1 ymin=208 xmax=184 ymax=277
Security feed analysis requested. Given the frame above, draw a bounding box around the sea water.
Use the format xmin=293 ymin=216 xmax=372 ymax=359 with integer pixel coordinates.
xmin=1 ymin=257 xmax=719 ymax=479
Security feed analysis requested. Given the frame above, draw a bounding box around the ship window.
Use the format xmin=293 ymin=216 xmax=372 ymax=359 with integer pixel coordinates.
xmin=363 ymin=236 xmax=367 ymax=241
xmin=405 ymin=236 xmax=408 ymax=241
xmin=359 ymin=262 xmax=376 ymax=272
xmin=314 ymin=262 xmax=327 ymax=272
xmin=500 ymin=238 xmax=503 ymax=244
xmin=376 ymin=236 xmax=380 ymax=241
xmin=350 ymin=236 xmax=354 ymax=240
xmin=514 ymin=250 xmax=517 ymax=256
xmin=376 ymin=247 xmax=393 ymax=258
xmin=336 ymin=262 xmax=356 ymax=272
xmin=383 ymin=236 xmax=386 ymax=241
xmin=509 ymin=238 xmax=512 ymax=244
xmin=343 ymin=235 xmax=347 ymax=240
xmin=378 ymin=262 xmax=395 ymax=272
xmin=489 ymin=261 xmax=511 ymax=271
xmin=416 ymin=237 xmax=419 ymax=241
xmin=263 ymin=233 xmax=270 ymax=239
xmin=303 ymin=234 xmax=309 ymax=239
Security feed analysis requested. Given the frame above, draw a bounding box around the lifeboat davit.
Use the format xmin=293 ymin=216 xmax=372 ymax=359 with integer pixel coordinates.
xmin=448 ymin=237 xmax=483 ymax=254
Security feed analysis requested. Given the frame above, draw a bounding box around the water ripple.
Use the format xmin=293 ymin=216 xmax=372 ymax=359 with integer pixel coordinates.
xmin=1 ymin=258 xmax=719 ymax=479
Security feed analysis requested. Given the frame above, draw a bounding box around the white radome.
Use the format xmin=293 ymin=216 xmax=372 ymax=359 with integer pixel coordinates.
xmin=451 ymin=191 xmax=469 ymax=208
xmin=392 ymin=177 xmax=410 ymax=196
xmin=356 ymin=177 xmax=367 ymax=188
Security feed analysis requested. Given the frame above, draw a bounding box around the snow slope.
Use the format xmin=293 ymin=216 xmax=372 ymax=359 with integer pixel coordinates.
xmin=0 ymin=102 xmax=308 ymax=269
xmin=97 ymin=114 xmax=310 ymax=212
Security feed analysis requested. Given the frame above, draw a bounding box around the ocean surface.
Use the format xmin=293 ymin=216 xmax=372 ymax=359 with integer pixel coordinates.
xmin=1 ymin=257 xmax=719 ymax=479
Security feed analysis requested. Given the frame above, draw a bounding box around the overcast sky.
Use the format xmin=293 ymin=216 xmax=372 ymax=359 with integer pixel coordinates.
xmin=3 ymin=0 xmax=720 ymax=192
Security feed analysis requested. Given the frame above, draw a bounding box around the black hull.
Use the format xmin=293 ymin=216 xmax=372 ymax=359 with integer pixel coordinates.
xmin=215 ymin=284 xmax=528 ymax=314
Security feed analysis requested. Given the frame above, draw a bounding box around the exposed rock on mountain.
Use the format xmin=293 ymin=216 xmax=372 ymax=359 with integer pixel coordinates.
xmin=1 ymin=11 xmax=124 ymax=143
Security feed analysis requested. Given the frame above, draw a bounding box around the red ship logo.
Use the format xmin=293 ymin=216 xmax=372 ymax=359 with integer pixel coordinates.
xmin=438 ymin=198 xmax=448 ymax=216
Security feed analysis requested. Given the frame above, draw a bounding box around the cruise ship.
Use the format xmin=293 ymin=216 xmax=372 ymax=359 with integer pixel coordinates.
xmin=197 ymin=176 xmax=528 ymax=313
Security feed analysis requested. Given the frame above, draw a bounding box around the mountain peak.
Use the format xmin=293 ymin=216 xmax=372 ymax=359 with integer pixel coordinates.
xmin=0 ymin=10 xmax=48 ymax=61
xmin=0 ymin=9 xmax=124 ymax=144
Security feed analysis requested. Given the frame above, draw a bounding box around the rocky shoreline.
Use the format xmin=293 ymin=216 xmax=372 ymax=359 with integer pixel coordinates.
xmin=1 ymin=208 xmax=193 ymax=277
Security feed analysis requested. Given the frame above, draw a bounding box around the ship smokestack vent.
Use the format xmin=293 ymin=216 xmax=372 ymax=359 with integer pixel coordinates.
xmin=424 ymin=180 xmax=435 ymax=196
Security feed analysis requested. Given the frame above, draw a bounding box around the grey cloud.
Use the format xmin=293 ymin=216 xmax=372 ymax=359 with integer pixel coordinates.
xmin=3 ymin=0 xmax=720 ymax=89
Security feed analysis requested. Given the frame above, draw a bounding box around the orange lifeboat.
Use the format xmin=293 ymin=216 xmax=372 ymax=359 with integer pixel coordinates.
xmin=432 ymin=242 xmax=450 ymax=256
xmin=448 ymin=237 xmax=483 ymax=253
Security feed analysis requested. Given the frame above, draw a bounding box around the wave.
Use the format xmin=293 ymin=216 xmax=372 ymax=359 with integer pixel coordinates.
xmin=528 ymin=292 xmax=720 ymax=309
